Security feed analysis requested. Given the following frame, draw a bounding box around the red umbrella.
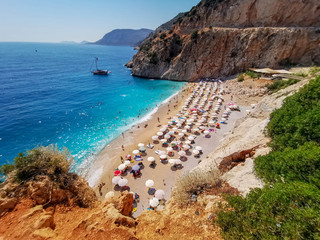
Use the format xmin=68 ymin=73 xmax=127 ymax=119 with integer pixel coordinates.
xmin=114 ymin=170 xmax=121 ymax=176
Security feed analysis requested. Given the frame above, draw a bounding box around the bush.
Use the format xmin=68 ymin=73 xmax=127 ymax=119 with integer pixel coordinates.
xmin=173 ymin=169 xmax=221 ymax=206
xmin=217 ymin=182 xmax=320 ymax=240
xmin=191 ymin=30 xmax=199 ymax=40
xmin=160 ymin=33 xmax=167 ymax=40
xmin=148 ymin=51 xmax=159 ymax=64
xmin=0 ymin=145 xmax=71 ymax=183
xmin=245 ymin=70 xmax=260 ymax=79
xmin=267 ymin=77 xmax=320 ymax=150
xmin=237 ymin=74 xmax=244 ymax=82
xmin=255 ymin=142 xmax=320 ymax=187
xmin=309 ymin=66 xmax=320 ymax=77
xmin=266 ymin=79 xmax=300 ymax=93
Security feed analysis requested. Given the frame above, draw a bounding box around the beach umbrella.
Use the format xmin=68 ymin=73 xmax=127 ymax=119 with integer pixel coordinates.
xmin=147 ymin=156 xmax=155 ymax=162
xmin=185 ymin=140 xmax=192 ymax=145
xmin=105 ymin=191 xmax=115 ymax=199
xmin=178 ymin=133 xmax=184 ymax=137
xmin=112 ymin=176 xmax=121 ymax=185
xmin=126 ymin=154 xmax=131 ymax=159
xmin=132 ymin=150 xmax=139 ymax=155
xmin=183 ymin=145 xmax=190 ymax=150
xmin=138 ymin=143 xmax=144 ymax=147
xmin=175 ymin=159 xmax=182 ymax=165
xmin=193 ymin=149 xmax=200 ymax=155
xmin=139 ymin=147 xmax=146 ymax=152
xmin=145 ymin=180 xmax=154 ymax=188
xmin=164 ymin=134 xmax=171 ymax=139
xmin=118 ymin=178 xmax=128 ymax=187
xmin=132 ymin=165 xmax=140 ymax=171
xmin=124 ymin=160 xmax=131 ymax=166
xmin=152 ymin=136 xmax=158 ymax=141
xmin=195 ymin=146 xmax=202 ymax=151
xmin=155 ymin=190 xmax=165 ymax=200
xmin=160 ymin=139 xmax=167 ymax=143
xmin=172 ymin=127 xmax=178 ymax=132
xmin=118 ymin=164 xmax=126 ymax=171
xmin=162 ymin=125 xmax=169 ymax=128
xmin=149 ymin=198 xmax=159 ymax=207
xmin=157 ymin=132 xmax=163 ymax=136
xmin=168 ymin=159 xmax=176 ymax=164
xmin=188 ymin=136 xmax=195 ymax=141
xmin=199 ymin=126 xmax=205 ymax=130
xmin=185 ymin=126 xmax=191 ymax=129
xmin=160 ymin=155 xmax=167 ymax=160
xmin=168 ymin=131 xmax=174 ymax=136
xmin=178 ymin=151 xmax=186 ymax=156
xmin=166 ymin=147 xmax=173 ymax=152
xmin=160 ymin=128 xmax=166 ymax=132
xmin=114 ymin=170 xmax=121 ymax=176
xmin=204 ymin=130 xmax=210 ymax=135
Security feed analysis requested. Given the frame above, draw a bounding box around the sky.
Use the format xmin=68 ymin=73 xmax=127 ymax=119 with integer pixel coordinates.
xmin=0 ymin=0 xmax=200 ymax=43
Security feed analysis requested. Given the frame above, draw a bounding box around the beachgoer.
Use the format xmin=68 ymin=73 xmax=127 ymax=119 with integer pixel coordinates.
xmin=157 ymin=117 xmax=160 ymax=123
xmin=122 ymin=145 xmax=125 ymax=151
xmin=121 ymin=156 xmax=124 ymax=163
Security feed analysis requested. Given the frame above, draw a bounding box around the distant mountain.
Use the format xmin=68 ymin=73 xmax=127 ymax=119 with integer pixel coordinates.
xmin=80 ymin=40 xmax=90 ymax=44
xmin=91 ymin=28 xmax=153 ymax=46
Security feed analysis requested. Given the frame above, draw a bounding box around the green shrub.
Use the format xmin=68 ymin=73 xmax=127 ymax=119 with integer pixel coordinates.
xmin=266 ymin=79 xmax=300 ymax=93
xmin=267 ymin=77 xmax=320 ymax=150
xmin=160 ymin=33 xmax=167 ymax=40
xmin=148 ymin=51 xmax=159 ymax=64
xmin=191 ymin=30 xmax=199 ymax=40
xmin=217 ymin=182 xmax=320 ymax=240
xmin=237 ymin=74 xmax=244 ymax=82
xmin=255 ymin=142 xmax=320 ymax=187
xmin=309 ymin=66 xmax=320 ymax=77
xmin=245 ymin=70 xmax=260 ymax=79
xmin=293 ymin=72 xmax=308 ymax=78
xmin=0 ymin=145 xmax=71 ymax=183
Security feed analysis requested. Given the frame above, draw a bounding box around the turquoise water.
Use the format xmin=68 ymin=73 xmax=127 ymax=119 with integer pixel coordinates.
xmin=0 ymin=42 xmax=184 ymax=173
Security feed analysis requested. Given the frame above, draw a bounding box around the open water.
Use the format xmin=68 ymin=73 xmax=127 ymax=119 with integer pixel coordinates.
xmin=0 ymin=42 xmax=184 ymax=174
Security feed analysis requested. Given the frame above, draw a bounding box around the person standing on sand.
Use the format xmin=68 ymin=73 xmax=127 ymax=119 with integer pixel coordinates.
xmin=121 ymin=156 xmax=124 ymax=163
xmin=122 ymin=145 xmax=124 ymax=151
xmin=157 ymin=117 xmax=160 ymax=123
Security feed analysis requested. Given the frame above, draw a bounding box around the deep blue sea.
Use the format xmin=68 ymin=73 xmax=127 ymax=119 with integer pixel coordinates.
xmin=0 ymin=42 xmax=184 ymax=174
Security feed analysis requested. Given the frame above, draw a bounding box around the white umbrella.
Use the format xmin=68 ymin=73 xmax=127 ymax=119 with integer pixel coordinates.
xmin=147 ymin=156 xmax=155 ymax=162
xmin=118 ymin=178 xmax=128 ymax=187
xmin=168 ymin=159 xmax=176 ymax=164
xmin=138 ymin=143 xmax=144 ymax=147
xmin=160 ymin=139 xmax=167 ymax=143
xmin=157 ymin=132 xmax=163 ymax=136
xmin=124 ymin=160 xmax=131 ymax=166
xmin=166 ymin=147 xmax=173 ymax=152
xmin=145 ymin=179 xmax=154 ymax=188
xmin=199 ymin=126 xmax=205 ymax=130
xmin=185 ymin=140 xmax=192 ymax=145
xmin=152 ymin=136 xmax=158 ymax=141
xmin=178 ymin=151 xmax=186 ymax=156
xmin=155 ymin=190 xmax=165 ymax=200
xmin=195 ymin=146 xmax=202 ymax=151
xmin=175 ymin=159 xmax=182 ymax=165
xmin=204 ymin=130 xmax=210 ymax=134
xmin=149 ymin=198 xmax=159 ymax=207
xmin=105 ymin=191 xmax=115 ymax=199
xmin=132 ymin=150 xmax=139 ymax=155
xmin=183 ymin=145 xmax=190 ymax=150
xmin=193 ymin=149 xmax=200 ymax=155
xmin=188 ymin=136 xmax=195 ymax=141
xmin=178 ymin=133 xmax=184 ymax=137
xmin=118 ymin=164 xmax=126 ymax=171
xmin=164 ymin=134 xmax=171 ymax=139
xmin=112 ymin=176 xmax=121 ymax=185
xmin=160 ymin=154 xmax=167 ymax=160
xmin=160 ymin=128 xmax=166 ymax=132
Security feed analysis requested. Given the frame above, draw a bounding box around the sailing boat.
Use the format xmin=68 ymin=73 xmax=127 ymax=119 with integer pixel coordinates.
xmin=91 ymin=57 xmax=110 ymax=75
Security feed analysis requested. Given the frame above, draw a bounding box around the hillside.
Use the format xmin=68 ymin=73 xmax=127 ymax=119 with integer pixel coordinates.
xmin=92 ymin=28 xmax=153 ymax=46
xmin=127 ymin=0 xmax=320 ymax=81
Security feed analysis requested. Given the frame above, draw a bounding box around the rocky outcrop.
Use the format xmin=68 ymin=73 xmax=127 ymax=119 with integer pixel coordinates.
xmin=129 ymin=0 xmax=320 ymax=81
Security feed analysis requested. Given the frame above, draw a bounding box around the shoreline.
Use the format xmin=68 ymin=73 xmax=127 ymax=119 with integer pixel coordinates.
xmin=86 ymin=83 xmax=192 ymax=187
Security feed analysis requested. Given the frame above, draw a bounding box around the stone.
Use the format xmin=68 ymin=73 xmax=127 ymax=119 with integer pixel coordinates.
xmin=0 ymin=197 xmax=17 ymax=216
xmin=34 ymin=213 xmax=55 ymax=230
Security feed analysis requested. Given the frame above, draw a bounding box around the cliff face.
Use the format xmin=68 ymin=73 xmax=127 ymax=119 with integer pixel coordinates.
xmin=128 ymin=0 xmax=320 ymax=81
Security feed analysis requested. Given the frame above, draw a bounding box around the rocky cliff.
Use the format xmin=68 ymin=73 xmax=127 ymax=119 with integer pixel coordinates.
xmin=128 ymin=0 xmax=320 ymax=81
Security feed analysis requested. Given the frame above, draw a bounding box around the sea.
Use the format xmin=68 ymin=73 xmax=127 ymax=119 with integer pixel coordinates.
xmin=0 ymin=42 xmax=185 ymax=177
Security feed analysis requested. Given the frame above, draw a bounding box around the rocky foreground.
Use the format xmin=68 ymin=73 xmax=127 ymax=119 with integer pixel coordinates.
xmin=127 ymin=0 xmax=320 ymax=81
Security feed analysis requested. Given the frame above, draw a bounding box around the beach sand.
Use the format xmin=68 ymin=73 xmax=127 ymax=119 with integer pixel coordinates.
xmin=88 ymin=81 xmax=250 ymax=217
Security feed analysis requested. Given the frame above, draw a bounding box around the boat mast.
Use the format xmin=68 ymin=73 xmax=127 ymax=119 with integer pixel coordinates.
xmin=95 ymin=57 xmax=98 ymax=70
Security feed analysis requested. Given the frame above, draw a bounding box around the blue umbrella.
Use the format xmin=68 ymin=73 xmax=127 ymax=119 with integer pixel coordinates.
xmin=132 ymin=165 xmax=140 ymax=171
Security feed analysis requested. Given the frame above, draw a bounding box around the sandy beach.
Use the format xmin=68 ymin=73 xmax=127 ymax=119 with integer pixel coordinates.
xmin=88 ymin=80 xmax=251 ymax=217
